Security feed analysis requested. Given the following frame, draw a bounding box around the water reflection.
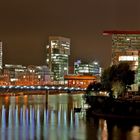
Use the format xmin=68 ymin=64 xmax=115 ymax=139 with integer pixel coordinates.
xmin=97 ymin=119 xmax=108 ymax=140
xmin=0 ymin=94 xmax=139 ymax=140
xmin=0 ymin=94 xmax=86 ymax=140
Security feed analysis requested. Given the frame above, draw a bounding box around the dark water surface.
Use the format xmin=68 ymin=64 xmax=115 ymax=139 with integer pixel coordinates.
xmin=0 ymin=93 xmax=140 ymax=140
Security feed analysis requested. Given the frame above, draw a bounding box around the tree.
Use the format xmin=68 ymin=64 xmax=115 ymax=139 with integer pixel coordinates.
xmin=101 ymin=67 xmax=112 ymax=92
xmin=101 ymin=62 xmax=135 ymax=97
xmin=86 ymin=82 xmax=102 ymax=94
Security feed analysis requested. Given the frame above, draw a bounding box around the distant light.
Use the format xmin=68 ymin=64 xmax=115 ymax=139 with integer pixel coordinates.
xmin=77 ymin=87 xmax=80 ymax=90
xmin=64 ymin=87 xmax=68 ymax=90
xmin=31 ymin=86 xmax=35 ymax=89
xmin=2 ymin=86 xmax=6 ymax=88
xmin=44 ymin=86 xmax=49 ymax=89
xmin=93 ymin=62 xmax=98 ymax=65
xmin=52 ymin=86 xmax=55 ymax=89
xmin=64 ymin=67 xmax=67 ymax=70
xmin=46 ymin=45 xmax=49 ymax=48
xmin=70 ymin=87 xmax=74 ymax=90
xmin=58 ymin=87 xmax=62 ymax=90
xmin=37 ymin=86 xmax=41 ymax=89
xmin=9 ymin=85 xmax=13 ymax=88
xmin=126 ymin=38 xmax=130 ymax=41
xmin=15 ymin=86 xmax=20 ymax=88
xmin=38 ymin=75 xmax=41 ymax=79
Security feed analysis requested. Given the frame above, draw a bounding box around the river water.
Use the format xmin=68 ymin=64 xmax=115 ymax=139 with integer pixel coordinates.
xmin=0 ymin=93 xmax=140 ymax=140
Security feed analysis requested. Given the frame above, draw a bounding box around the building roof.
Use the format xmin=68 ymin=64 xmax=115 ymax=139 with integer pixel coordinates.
xmin=64 ymin=75 xmax=96 ymax=80
xmin=49 ymin=36 xmax=70 ymax=42
xmin=103 ymin=30 xmax=140 ymax=35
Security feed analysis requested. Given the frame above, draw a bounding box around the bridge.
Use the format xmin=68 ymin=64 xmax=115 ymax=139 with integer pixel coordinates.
xmin=0 ymin=85 xmax=86 ymax=95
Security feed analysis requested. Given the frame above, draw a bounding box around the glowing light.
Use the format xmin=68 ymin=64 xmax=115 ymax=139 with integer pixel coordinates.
xmin=119 ymin=56 xmax=138 ymax=61
xmin=126 ymin=38 xmax=130 ymax=41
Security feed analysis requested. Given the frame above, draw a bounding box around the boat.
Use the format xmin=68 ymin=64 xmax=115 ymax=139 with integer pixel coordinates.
xmin=84 ymin=94 xmax=140 ymax=120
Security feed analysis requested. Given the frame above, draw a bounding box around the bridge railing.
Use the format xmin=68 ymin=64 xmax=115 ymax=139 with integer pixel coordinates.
xmin=0 ymin=85 xmax=86 ymax=92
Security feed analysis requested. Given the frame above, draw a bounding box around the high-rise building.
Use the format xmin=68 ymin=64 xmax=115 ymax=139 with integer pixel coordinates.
xmin=103 ymin=30 xmax=140 ymax=90
xmin=0 ymin=42 xmax=3 ymax=69
xmin=46 ymin=36 xmax=70 ymax=83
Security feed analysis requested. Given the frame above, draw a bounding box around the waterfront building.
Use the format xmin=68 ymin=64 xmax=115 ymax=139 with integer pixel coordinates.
xmin=3 ymin=64 xmax=26 ymax=84
xmin=64 ymin=75 xmax=96 ymax=88
xmin=33 ymin=65 xmax=52 ymax=85
xmin=3 ymin=64 xmax=52 ymax=85
xmin=46 ymin=36 xmax=70 ymax=84
xmin=74 ymin=60 xmax=101 ymax=76
xmin=103 ymin=30 xmax=140 ymax=91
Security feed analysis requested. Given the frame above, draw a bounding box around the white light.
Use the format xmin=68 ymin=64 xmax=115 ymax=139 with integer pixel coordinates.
xmin=119 ymin=56 xmax=138 ymax=61
xmin=45 ymin=86 xmax=49 ymax=89
xmin=93 ymin=62 xmax=98 ymax=65
xmin=38 ymin=75 xmax=41 ymax=79
xmin=64 ymin=67 xmax=67 ymax=70
xmin=31 ymin=86 xmax=35 ymax=89
xmin=64 ymin=87 xmax=68 ymax=90
xmin=23 ymin=86 xmax=27 ymax=88
xmin=37 ymin=86 xmax=41 ymax=89
xmin=9 ymin=86 xmax=13 ymax=88
xmin=70 ymin=87 xmax=74 ymax=90
xmin=46 ymin=45 xmax=49 ymax=48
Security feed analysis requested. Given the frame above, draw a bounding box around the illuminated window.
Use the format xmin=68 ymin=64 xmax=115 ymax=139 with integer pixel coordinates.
xmin=46 ymin=45 xmax=49 ymax=48
xmin=119 ymin=56 xmax=138 ymax=61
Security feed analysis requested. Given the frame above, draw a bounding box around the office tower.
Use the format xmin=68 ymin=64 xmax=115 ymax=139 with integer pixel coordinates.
xmin=0 ymin=42 xmax=2 ymax=69
xmin=103 ymin=30 xmax=140 ymax=90
xmin=46 ymin=36 xmax=70 ymax=83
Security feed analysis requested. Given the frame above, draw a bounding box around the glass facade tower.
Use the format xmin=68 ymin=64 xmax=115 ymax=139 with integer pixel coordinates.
xmin=46 ymin=36 xmax=70 ymax=83
xmin=74 ymin=60 xmax=101 ymax=76
xmin=103 ymin=30 xmax=140 ymax=90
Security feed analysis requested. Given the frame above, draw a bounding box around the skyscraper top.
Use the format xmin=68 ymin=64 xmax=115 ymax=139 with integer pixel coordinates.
xmin=103 ymin=30 xmax=140 ymax=35
xmin=49 ymin=36 xmax=70 ymax=42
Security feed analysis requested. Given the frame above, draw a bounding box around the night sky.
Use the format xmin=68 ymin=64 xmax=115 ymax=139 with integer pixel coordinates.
xmin=0 ymin=0 xmax=140 ymax=68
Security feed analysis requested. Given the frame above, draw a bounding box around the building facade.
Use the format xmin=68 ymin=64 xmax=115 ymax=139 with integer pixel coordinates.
xmin=3 ymin=64 xmax=51 ymax=85
xmin=3 ymin=64 xmax=26 ymax=85
xmin=64 ymin=75 xmax=96 ymax=88
xmin=46 ymin=36 xmax=70 ymax=84
xmin=103 ymin=30 xmax=140 ymax=90
xmin=74 ymin=60 xmax=101 ymax=76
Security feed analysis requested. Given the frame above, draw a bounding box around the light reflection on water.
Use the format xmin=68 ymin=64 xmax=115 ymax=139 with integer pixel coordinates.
xmin=0 ymin=94 xmax=139 ymax=140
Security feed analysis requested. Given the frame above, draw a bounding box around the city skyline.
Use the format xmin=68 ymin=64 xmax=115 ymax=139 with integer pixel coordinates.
xmin=0 ymin=0 xmax=140 ymax=68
